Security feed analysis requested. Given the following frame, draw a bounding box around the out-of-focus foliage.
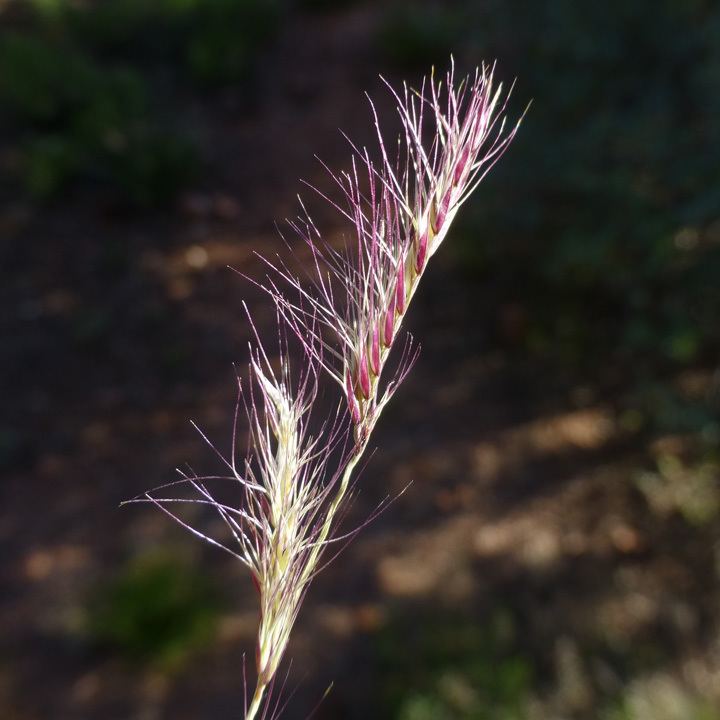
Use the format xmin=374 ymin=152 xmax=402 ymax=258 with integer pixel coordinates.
xmin=373 ymin=602 xmax=720 ymax=720
xmin=377 ymin=2 xmax=465 ymax=71
xmin=61 ymin=0 xmax=281 ymax=86
xmin=0 ymin=0 xmax=281 ymax=202
xmin=86 ymin=553 xmax=220 ymax=670
xmin=636 ymin=447 xmax=720 ymax=527
xmin=375 ymin=611 xmax=533 ymax=720
xmin=373 ymin=10 xmax=720 ymax=718
xmin=604 ymin=675 xmax=719 ymax=720
xmin=380 ymin=1 xmax=720 ymax=399
xmin=0 ymin=31 xmax=195 ymax=203
xmin=450 ymin=0 xmax=720 ymax=379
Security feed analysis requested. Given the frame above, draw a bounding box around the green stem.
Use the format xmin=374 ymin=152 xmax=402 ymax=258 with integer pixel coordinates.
xmin=245 ymin=681 xmax=266 ymax=720
xmin=303 ymin=449 xmax=364 ymax=582
xmin=306 ymin=206 xmax=433 ymax=565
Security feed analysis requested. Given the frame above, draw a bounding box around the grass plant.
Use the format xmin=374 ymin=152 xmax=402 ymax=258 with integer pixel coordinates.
xmin=130 ymin=60 xmax=524 ymax=718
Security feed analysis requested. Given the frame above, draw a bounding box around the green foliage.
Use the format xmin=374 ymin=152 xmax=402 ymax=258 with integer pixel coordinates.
xmin=21 ymin=135 xmax=79 ymax=198
xmin=183 ymin=0 xmax=281 ymax=87
xmin=375 ymin=610 xmax=533 ymax=720
xmin=636 ymin=449 xmax=720 ymax=526
xmin=0 ymin=31 xmax=196 ymax=203
xmin=0 ymin=33 xmax=94 ymax=122
xmin=53 ymin=0 xmax=281 ymax=86
xmin=0 ymin=0 xmax=282 ymax=202
xmin=378 ymin=3 xmax=466 ymax=71
xmin=86 ymin=553 xmax=220 ymax=670
xmin=623 ymin=380 xmax=719 ymax=437
xmin=444 ymin=0 xmax=720 ymax=375
xmin=602 ymin=676 xmax=720 ymax=720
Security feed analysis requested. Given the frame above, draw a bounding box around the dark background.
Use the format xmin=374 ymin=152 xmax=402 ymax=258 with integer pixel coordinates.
xmin=1 ymin=1 xmax=719 ymax=718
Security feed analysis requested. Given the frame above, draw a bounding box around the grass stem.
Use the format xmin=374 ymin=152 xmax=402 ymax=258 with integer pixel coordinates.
xmin=245 ymin=681 xmax=266 ymax=720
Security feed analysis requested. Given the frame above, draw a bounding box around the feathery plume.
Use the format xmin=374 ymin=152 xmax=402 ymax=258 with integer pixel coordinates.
xmin=128 ymin=312 xmax=351 ymax=718
xmin=131 ymin=60 xmax=523 ymax=719
xmin=264 ymin=61 xmax=522 ymax=441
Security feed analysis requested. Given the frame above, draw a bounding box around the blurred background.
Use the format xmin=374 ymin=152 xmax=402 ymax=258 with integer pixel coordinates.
xmin=1 ymin=0 xmax=719 ymax=718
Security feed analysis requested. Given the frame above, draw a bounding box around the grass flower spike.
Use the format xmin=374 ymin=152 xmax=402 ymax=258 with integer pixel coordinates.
xmin=131 ymin=316 xmax=349 ymax=718
xmin=243 ymin=336 xmax=330 ymax=716
xmin=268 ymin=62 xmax=521 ymax=442
xmin=133 ymin=60 xmax=523 ymax=719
